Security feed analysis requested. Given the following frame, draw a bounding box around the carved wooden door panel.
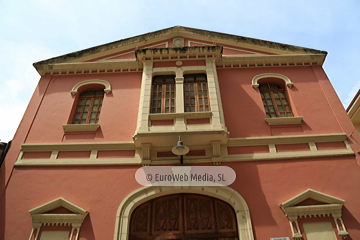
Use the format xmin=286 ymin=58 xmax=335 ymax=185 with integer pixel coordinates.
xmin=129 ymin=194 xmax=239 ymax=240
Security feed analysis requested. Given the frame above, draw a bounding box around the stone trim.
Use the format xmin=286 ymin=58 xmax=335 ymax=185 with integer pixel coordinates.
xmin=70 ymin=79 xmax=112 ymax=95
xmin=135 ymin=61 xmax=227 ymax=137
xmin=280 ymin=189 xmax=349 ymax=239
xmin=135 ymin=46 xmax=223 ymax=62
xmin=14 ymin=133 xmax=352 ymax=166
xmin=251 ymin=73 xmax=294 ymax=89
xmin=265 ymin=117 xmax=303 ymax=125
xmin=227 ymin=133 xmax=347 ymax=146
xmin=219 ymin=54 xmax=325 ymax=69
xmin=29 ymin=198 xmax=88 ymax=240
xmin=113 ymin=186 xmax=254 ymax=240
xmin=62 ymin=124 xmax=100 ymax=132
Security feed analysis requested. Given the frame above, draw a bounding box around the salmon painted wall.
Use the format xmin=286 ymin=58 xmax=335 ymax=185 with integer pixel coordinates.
xmin=218 ymin=66 xmax=345 ymax=138
xmin=24 ymin=72 xmax=141 ymax=143
xmin=3 ymin=157 xmax=360 ymax=239
xmin=2 ymin=59 xmax=360 ymax=240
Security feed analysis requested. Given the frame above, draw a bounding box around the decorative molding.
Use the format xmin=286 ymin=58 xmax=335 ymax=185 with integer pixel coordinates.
xmin=70 ymin=79 xmax=112 ymax=95
xmin=188 ymin=40 xmax=263 ymax=55
xmin=141 ymin=143 xmax=151 ymax=165
xmin=280 ymin=189 xmax=349 ymax=239
xmin=135 ymin=46 xmax=223 ymax=62
xmin=62 ymin=124 xmax=100 ymax=132
xmin=265 ymin=117 xmax=303 ymax=125
xmin=14 ymin=133 xmax=353 ymax=166
xmin=224 ymin=149 xmax=353 ymax=162
xmin=227 ymin=133 xmax=347 ymax=146
xmin=149 ymin=111 xmax=212 ymax=120
xmin=219 ymin=54 xmax=325 ymax=69
xmin=15 ymin=158 xmax=142 ymax=166
xmin=173 ymin=38 xmax=185 ymax=47
xmin=20 ymin=142 xmax=136 ymax=152
xmin=211 ymin=141 xmax=222 ymax=165
xmin=114 ymin=185 xmax=254 ymax=240
xmin=29 ymin=198 xmax=88 ymax=240
xmin=15 ymin=149 xmax=353 ymax=167
xmin=135 ymin=60 xmax=228 ymax=148
xmin=38 ymin=60 xmax=142 ymax=76
xmin=252 ymin=73 xmax=294 ymax=89
xmin=281 ymin=189 xmax=345 ymax=207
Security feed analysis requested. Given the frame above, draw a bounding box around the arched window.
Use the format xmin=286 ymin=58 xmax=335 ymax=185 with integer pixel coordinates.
xmin=259 ymin=83 xmax=293 ymax=118
xmin=73 ymin=90 xmax=104 ymax=124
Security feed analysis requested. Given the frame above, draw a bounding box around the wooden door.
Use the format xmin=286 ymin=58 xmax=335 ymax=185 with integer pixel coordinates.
xmin=129 ymin=194 xmax=239 ymax=240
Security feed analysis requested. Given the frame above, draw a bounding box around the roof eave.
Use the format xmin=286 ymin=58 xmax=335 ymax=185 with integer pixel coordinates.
xmin=33 ymin=26 xmax=327 ymax=69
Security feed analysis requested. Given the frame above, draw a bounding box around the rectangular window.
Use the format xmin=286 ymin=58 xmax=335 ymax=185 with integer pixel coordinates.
xmin=184 ymin=74 xmax=210 ymax=112
xmin=151 ymin=75 xmax=175 ymax=113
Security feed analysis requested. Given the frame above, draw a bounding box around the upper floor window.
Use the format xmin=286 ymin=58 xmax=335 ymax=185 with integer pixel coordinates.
xmin=259 ymin=83 xmax=293 ymax=118
xmin=151 ymin=75 xmax=175 ymax=113
xmin=73 ymin=90 xmax=104 ymax=124
xmin=184 ymin=74 xmax=210 ymax=112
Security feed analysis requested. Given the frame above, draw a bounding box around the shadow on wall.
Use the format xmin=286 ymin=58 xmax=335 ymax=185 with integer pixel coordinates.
xmin=81 ymin=214 xmax=96 ymax=240
xmin=228 ymin=161 xmax=277 ymax=228
xmin=342 ymin=207 xmax=359 ymax=240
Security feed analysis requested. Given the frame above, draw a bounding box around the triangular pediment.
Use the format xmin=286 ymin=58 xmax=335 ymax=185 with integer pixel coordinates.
xmin=33 ymin=26 xmax=327 ymax=70
xmin=281 ymin=189 xmax=344 ymax=208
xmin=86 ymin=37 xmax=275 ymax=63
xmin=29 ymin=197 xmax=87 ymax=215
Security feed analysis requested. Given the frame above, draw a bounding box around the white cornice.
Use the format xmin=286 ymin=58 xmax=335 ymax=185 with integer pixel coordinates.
xmin=227 ymin=133 xmax=347 ymax=146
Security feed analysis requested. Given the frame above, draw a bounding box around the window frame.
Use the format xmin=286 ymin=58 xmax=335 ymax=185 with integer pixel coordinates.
xmin=184 ymin=73 xmax=210 ymax=113
xmin=259 ymin=83 xmax=293 ymax=118
xmin=72 ymin=89 xmax=104 ymax=124
xmin=150 ymin=75 xmax=176 ymax=114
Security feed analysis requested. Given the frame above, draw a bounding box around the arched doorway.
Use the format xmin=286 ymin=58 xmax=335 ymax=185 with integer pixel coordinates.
xmin=129 ymin=194 xmax=239 ymax=240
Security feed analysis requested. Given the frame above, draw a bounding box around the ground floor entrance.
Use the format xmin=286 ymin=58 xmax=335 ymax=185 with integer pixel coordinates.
xmin=129 ymin=193 xmax=239 ymax=240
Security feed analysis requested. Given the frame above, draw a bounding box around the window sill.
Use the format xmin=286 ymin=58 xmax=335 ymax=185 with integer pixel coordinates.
xmin=265 ymin=116 xmax=303 ymax=125
xmin=62 ymin=124 xmax=100 ymax=132
xmin=149 ymin=111 xmax=212 ymax=120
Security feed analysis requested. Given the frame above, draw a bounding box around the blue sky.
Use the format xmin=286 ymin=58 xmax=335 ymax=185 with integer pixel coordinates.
xmin=1 ymin=0 xmax=359 ymax=142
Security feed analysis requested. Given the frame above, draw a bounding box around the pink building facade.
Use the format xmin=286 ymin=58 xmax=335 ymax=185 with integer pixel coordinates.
xmin=1 ymin=26 xmax=360 ymax=240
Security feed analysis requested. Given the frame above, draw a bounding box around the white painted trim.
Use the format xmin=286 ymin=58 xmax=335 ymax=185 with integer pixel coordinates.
xmin=62 ymin=124 xmax=100 ymax=132
xmin=29 ymin=198 xmax=88 ymax=240
xmin=113 ymin=186 xmax=254 ymax=240
xmin=15 ymin=133 xmax=352 ymax=166
xmin=227 ymin=133 xmax=347 ymax=146
xmin=280 ymin=189 xmax=349 ymax=239
xmin=252 ymin=73 xmax=294 ymax=89
xmin=70 ymin=79 xmax=112 ymax=95
xmin=265 ymin=117 xmax=303 ymax=125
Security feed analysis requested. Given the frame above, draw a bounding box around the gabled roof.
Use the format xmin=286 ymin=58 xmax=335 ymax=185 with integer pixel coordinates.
xmin=33 ymin=26 xmax=327 ymax=68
